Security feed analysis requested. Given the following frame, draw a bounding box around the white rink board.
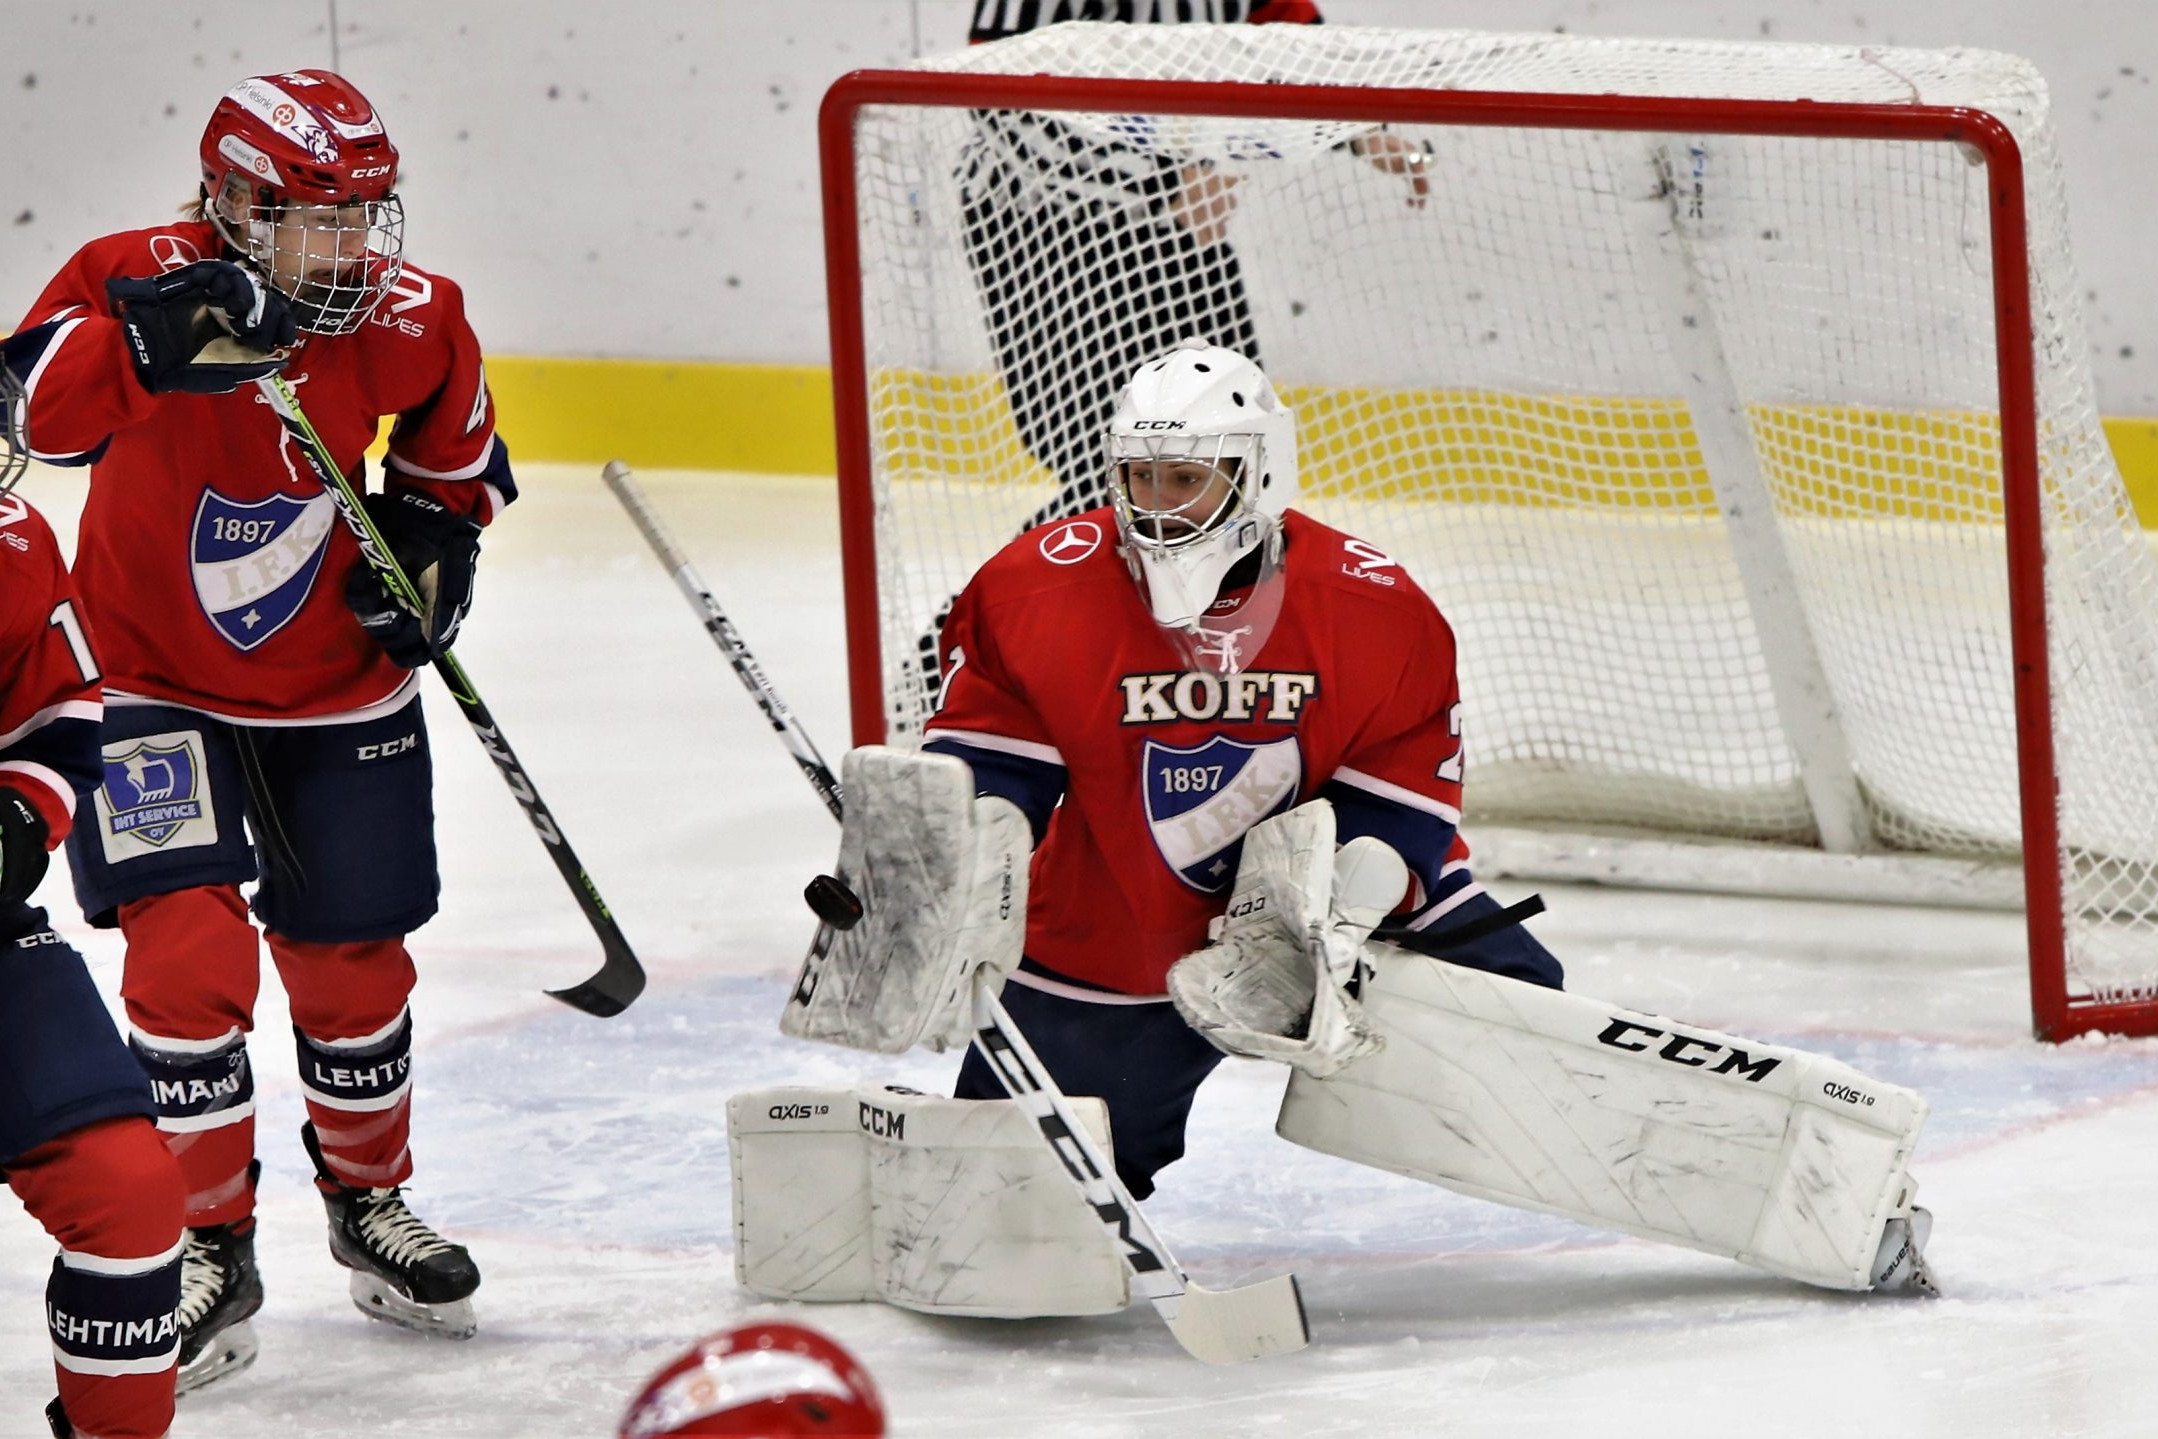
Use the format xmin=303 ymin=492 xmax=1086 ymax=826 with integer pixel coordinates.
xmin=2 ymin=464 xmax=2156 ymax=1437
xmin=3 ymin=1 xmax=2158 ymax=409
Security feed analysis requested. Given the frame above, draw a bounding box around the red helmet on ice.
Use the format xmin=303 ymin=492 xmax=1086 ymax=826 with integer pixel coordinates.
xmin=197 ymin=69 xmax=406 ymax=336
xmin=617 ymin=1322 xmax=886 ymax=1438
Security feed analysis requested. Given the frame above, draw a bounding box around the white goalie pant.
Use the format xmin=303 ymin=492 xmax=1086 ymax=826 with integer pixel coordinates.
xmin=1276 ymin=954 xmax=1928 ymax=1290
xmin=730 ymin=1085 xmax=1128 ymax=1317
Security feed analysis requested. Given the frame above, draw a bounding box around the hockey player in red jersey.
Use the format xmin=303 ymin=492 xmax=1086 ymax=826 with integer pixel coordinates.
xmin=766 ymin=342 xmax=1936 ymax=1320
xmin=7 ymin=69 xmax=509 ymax=1390
xmin=0 ymin=354 xmax=186 ymax=1439
xmin=916 ymin=340 xmax=1560 ymax=1195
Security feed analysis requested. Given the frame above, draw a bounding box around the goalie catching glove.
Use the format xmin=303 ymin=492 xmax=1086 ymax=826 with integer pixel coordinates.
xmin=1167 ymin=799 xmax=1406 ymax=1078
xmin=781 ymin=747 xmax=1029 ymax=1054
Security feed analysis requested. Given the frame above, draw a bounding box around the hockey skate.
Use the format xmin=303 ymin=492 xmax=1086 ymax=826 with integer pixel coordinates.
xmin=1870 ymin=1200 xmax=1939 ymax=1297
xmin=303 ymin=1123 xmax=480 ymax=1339
xmin=176 ymin=1217 xmax=265 ymax=1395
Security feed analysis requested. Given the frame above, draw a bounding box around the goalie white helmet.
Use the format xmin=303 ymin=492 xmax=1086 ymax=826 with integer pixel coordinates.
xmin=1107 ymin=340 xmax=1296 ymax=673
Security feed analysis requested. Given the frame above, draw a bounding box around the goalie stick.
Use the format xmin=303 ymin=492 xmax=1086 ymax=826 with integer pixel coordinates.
xmin=255 ymin=375 xmax=646 ymax=1018
xmin=606 ymin=460 xmax=1307 ymax=1364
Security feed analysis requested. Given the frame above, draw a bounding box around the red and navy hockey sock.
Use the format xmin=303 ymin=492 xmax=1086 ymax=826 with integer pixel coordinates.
xmin=269 ymin=934 xmax=418 ymax=1191
xmin=117 ymin=887 xmax=262 ymax=1228
xmin=8 ymin=1117 xmax=184 ymax=1439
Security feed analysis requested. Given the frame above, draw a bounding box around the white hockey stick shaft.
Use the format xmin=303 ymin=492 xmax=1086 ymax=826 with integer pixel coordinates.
xmin=601 ymin=460 xmax=844 ymax=818
xmin=604 ymin=462 xmax=1306 ymax=1363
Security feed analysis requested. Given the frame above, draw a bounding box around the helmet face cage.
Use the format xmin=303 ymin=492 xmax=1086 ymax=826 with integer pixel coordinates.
xmin=0 ymin=365 xmax=29 ymax=500
xmin=1108 ymin=432 xmax=1259 ymax=552
xmin=209 ymin=178 xmax=406 ymax=336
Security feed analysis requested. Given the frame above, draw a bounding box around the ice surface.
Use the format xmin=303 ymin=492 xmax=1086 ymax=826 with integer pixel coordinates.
xmin=4 ymin=464 xmax=2155 ymax=1437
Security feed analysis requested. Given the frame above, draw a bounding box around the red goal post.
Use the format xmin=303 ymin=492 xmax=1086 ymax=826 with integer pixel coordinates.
xmin=817 ymin=38 xmax=2150 ymax=1043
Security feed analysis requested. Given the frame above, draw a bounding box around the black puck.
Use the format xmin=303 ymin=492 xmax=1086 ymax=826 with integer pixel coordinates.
xmin=804 ymin=873 xmax=865 ymax=930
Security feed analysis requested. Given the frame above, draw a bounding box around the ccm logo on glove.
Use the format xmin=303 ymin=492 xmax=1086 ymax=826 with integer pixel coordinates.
xmin=1596 ymin=1018 xmax=1782 ymax=1082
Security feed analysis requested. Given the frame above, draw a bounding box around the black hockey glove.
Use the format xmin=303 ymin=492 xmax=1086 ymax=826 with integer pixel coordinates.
xmin=343 ymin=490 xmax=483 ymax=669
xmin=0 ymin=784 xmax=51 ymax=907
xmin=106 ymin=259 xmax=297 ymax=396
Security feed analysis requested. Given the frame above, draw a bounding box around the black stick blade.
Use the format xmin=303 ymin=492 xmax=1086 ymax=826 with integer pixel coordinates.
xmin=545 ymin=942 xmax=648 ymax=1018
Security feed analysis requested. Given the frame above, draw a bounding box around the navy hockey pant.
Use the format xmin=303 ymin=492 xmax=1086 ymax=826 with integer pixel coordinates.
xmin=955 ymin=960 xmax=1226 ymax=1200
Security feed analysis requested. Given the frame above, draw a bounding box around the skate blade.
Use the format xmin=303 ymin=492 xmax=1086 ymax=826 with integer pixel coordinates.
xmin=176 ymin=1321 xmax=260 ymax=1396
xmin=1869 ymin=1215 xmax=1941 ymax=1298
xmin=348 ymin=1271 xmax=478 ymax=1339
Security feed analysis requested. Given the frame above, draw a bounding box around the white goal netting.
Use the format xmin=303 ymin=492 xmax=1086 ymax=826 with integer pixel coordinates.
xmin=832 ymin=25 xmax=2158 ymax=1027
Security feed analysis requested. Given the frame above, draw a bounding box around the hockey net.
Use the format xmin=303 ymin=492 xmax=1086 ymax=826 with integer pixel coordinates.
xmin=819 ymin=25 xmax=2158 ymax=1040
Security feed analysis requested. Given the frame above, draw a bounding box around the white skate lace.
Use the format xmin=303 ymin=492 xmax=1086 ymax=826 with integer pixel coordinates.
xmin=356 ymin=1191 xmax=456 ymax=1268
xmin=177 ymin=1230 xmax=226 ymax=1327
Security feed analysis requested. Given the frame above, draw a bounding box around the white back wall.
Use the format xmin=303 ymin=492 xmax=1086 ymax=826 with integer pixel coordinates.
xmin=6 ymin=0 xmax=2154 ymax=407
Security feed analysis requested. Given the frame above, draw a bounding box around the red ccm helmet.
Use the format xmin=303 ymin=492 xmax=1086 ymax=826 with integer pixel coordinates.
xmin=197 ymin=69 xmax=405 ymax=336
xmin=617 ymin=1322 xmax=886 ymax=1438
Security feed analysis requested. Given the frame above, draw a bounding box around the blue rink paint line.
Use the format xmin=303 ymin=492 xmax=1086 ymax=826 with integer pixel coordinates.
xmin=396 ymin=973 xmax=2158 ymax=1259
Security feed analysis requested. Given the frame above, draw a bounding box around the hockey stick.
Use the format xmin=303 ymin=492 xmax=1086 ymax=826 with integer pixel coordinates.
xmin=960 ymin=978 xmax=1307 ymax=1364
xmin=254 ymin=374 xmax=646 ymax=1018
xmin=601 ymin=461 xmax=842 ymax=817
xmin=605 ymin=461 xmax=1307 ymax=1364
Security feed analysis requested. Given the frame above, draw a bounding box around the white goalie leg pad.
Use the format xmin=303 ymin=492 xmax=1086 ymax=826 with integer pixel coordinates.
xmin=1275 ymin=956 xmax=1929 ymax=1290
xmin=730 ymin=1085 xmax=1128 ymax=1317
xmin=729 ymin=1088 xmax=876 ymax=1303
xmin=781 ymin=747 xmax=1029 ymax=1053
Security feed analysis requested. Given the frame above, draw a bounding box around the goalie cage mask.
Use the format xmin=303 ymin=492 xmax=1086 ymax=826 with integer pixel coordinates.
xmin=198 ymin=68 xmax=406 ymax=337
xmin=616 ymin=1321 xmax=887 ymax=1437
xmin=1109 ymin=340 xmax=1297 ymax=674
xmin=0 ymin=361 xmax=25 ymax=500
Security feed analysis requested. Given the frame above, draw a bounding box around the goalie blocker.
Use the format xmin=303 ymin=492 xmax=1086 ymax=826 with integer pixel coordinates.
xmin=1172 ymin=800 xmax=1936 ymax=1294
xmin=782 ymin=747 xmax=1028 ymax=1054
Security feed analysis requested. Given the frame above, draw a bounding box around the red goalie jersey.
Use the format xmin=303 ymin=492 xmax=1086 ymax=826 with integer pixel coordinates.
xmin=10 ymin=220 xmax=514 ymax=723
xmin=0 ymin=496 xmax=103 ymax=844
xmin=925 ymin=507 xmax=1472 ymax=996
